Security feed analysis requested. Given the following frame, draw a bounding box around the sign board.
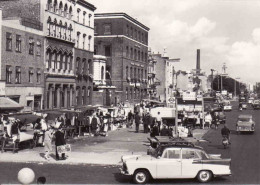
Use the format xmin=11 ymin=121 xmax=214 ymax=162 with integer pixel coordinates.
xmin=0 ymin=81 xmax=6 ymax=96
xmin=183 ymin=91 xmax=196 ymax=101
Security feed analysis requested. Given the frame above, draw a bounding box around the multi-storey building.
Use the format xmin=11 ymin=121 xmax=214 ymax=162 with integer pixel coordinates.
xmin=152 ymin=51 xmax=180 ymax=103
xmin=74 ymin=0 xmax=96 ymax=108
xmin=94 ymin=13 xmax=150 ymax=105
xmin=147 ymin=49 xmax=158 ymax=100
xmin=0 ymin=10 xmax=44 ymax=111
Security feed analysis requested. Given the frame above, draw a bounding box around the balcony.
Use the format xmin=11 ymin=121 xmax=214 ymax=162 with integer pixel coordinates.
xmin=46 ymin=32 xmax=75 ymax=44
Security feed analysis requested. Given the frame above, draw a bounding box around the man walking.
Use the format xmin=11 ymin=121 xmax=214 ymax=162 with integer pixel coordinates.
xmin=135 ymin=112 xmax=141 ymax=133
xmin=155 ymin=112 xmax=162 ymax=133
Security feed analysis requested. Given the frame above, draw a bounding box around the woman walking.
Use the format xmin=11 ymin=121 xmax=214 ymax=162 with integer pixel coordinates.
xmin=44 ymin=126 xmax=54 ymax=160
xmin=54 ymin=127 xmax=66 ymax=160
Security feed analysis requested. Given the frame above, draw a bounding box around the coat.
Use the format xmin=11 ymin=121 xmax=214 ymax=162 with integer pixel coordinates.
xmin=55 ymin=130 xmax=66 ymax=146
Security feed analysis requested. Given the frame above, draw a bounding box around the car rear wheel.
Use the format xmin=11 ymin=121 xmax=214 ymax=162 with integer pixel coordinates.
xmin=197 ymin=170 xmax=212 ymax=183
xmin=133 ymin=170 xmax=150 ymax=184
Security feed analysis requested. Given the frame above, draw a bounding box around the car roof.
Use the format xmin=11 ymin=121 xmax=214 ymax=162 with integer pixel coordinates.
xmin=238 ymin=114 xmax=252 ymax=119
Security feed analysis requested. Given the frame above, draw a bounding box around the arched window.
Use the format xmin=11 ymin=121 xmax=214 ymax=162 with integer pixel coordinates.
xmin=134 ymin=49 xmax=137 ymax=60
xmin=88 ymin=59 xmax=91 ymax=74
xmin=64 ymin=22 xmax=67 ymax=40
xmin=126 ymin=66 xmax=128 ymax=79
xmin=64 ymin=52 xmax=68 ymax=71
xmin=69 ymin=6 xmax=73 ymax=19
xmin=47 ymin=17 xmax=51 ymax=35
xmin=47 ymin=0 xmax=52 ymax=11
xmin=76 ymin=87 xmax=80 ymax=105
xmin=82 ymin=34 xmax=86 ymax=49
xmin=59 ymin=1 xmax=63 ymax=15
xmin=68 ymin=24 xmax=73 ymax=40
xmin=76 ymin=57 xmax=80 ymax=73
xmin=82 ymin=58 xmax=86 ymax=74
xmin=87 ymin=86 xmax=91 ymax=97
xmin=59 ymin=21 xmax=62 ymax=38
xmin=53 ymin=19 xmax=57 ymax=36
xmin=82 ymin=87 xmax=86 ymax=105
xmin=101 ymin=66 xmax=104 ymax=80
xmin=53 ymin=0 xmax=58 ymax=13
xmin=46 ymin=49 xmax=52 ymax=69
xmin=83 ymin=11 xmax=86 ymax=25
xmin=88 ymin=35 xmax=91 ymax=50
xmin=64 ymin=4 xmax=68 ymax=17
xmin=59 ymin=52 xmax=63 ymax=70
xmin=53 ymin=50 xmax=57 ymax=69
xmin=77 ymin=8 xmax=81 ymax=22
xmin=69 ymin=55 xmax=73 ymax=71
xmin=76 ymin=32 xmax=80 ymax=48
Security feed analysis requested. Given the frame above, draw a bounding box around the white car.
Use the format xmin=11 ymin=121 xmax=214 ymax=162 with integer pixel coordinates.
xmin=120 ymin=143 xmax=231 ymax=184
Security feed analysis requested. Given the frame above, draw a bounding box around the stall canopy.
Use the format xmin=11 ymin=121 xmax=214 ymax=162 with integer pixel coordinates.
xmin=0 ymin=97 xmax=23 ymax=111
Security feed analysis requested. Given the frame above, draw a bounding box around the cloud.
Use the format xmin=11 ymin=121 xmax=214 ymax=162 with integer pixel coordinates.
xmin=190 ymin=17 xmax=216 ymax=38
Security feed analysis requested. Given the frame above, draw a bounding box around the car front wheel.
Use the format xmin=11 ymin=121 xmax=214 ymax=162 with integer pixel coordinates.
xmin=133 ymin=170 xmax=150 ymax=184
xmin=197 ymin=170 xmax=212 ymax=183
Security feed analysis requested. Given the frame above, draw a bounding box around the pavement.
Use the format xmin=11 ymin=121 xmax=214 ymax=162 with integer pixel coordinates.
xmin=0 ymin=125 xmax=208 ymax=166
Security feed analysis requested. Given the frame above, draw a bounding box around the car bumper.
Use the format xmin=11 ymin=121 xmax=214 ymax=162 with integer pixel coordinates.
xmin=119 ymin=168 xmax=131 ymax=176
xmin=214 ymin=173 xmax=232 ymax=177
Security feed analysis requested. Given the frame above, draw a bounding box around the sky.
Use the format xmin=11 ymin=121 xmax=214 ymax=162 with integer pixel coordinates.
xmin=88 ymin=0 xmax=260 ymax=85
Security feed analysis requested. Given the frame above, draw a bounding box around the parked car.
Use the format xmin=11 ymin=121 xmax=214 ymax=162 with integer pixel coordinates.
xmin=248 ymin=98 xmax=254 ymax=104
xmin=252 ymin=100 xmax=260 ymax=109
xmin=120 ymin=142 xmax=231 ymax=184
xmin=236 ymin=114 xmax=255 ymax=134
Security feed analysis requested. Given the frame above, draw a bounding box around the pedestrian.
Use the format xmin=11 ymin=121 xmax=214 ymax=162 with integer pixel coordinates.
xmin=135 ymin=112 xmax=141 ymax=133
xmin=155 ymin=112 xmax=162 ymax=133
xmin=91 ymin=113 xmax=100 ymax=136
xmin=160 ymin=124 xmax=172 ymax=136
xmin=44 ymin=126 xmax=54 ymax=160
xmin=127 ymin=110 xmax=133 ymax=128
xmin=143 ymin=113 xmax=150 ymax=133
xmin=150 ymin=122 xmax=160 ymax=137
xmin=54 ymin=127 xmax=66 ymax=160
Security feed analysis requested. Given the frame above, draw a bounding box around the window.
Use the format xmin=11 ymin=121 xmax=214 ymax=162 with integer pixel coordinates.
xmin=130 ymin=67 xmax=132 ymax=79
xmin=126 ymin=88 xmax=128 ymax=100
xmin=182 ymin=149 xmax=200 ymax=159
xmin=77 ymin=9 xmax=80 ymax=22
xmin=141 ymin=52 xmax=143 ymax=61
xmin=134 ymin=49 xmax=137 ymax=60
xmin=83 ymin=11 xmax=86 ymax=25
xmin=15 ymin=67 xmax=21 ymax=84
xmin=138 ymin=51 xmax=140 ymax=61
xmin=16 ymin=35 xmax=21 ymax=52
xmin=89 ymin=14 xmax=92 ymax=27
xmin=101 ymin=66 xmax=104 ymax=80
xmin=36 ymin=41 xmax=41 ymax=56
xmin=130 ymin=27 xmax=133 ymax=37
xmin=87 ymin=86 xmax=91 ymax=97
xmin=94 ymin=24 xmax=98 ymax=35
xmin=126 ymin=66 xmax=128 ymax=79
xmin=88 ymin=35 xmax=91 ymax=50
xmin=6 ymin=32 xmax=12 ymax=51
xmin=104 ymin=24 xmax=111 ymax=35
xmin=126 ymin=25 xmax=129 ymax=35
xmin=76 ymin=32 xmax=80 ymax=48
xmin=105 ymin=45 xmax=111 ymax=57
xmin=145 ymin=53 xmax=147 ymax=62
xmin=37 ymin=70 xmax=41 ymax=83
xmin=6 ymin=66 xmax=12 ymax=84
xmin=134 ymin=29 xmax=137 ymax=39
xmin=82 ymin=87 xmax=85 ymax=105
xmin=162 ymin=149 xmax=181 ymax=159
xmin=76 ymin=87 xmax=79 ymax=105
xmin=130 ymin=48 xmax=133 ymax=59
xmin=83 ymin=34 xmax=86 ymax=49
xmin=29 ymin=38 xmax=34 ymax=55
xmin=94 ymin=45 xmax=98 ymax=55
xmin=126 ymin=46 xmax=129 ymax=58
xmin=29 ymin=68 xmax=33 ymax=83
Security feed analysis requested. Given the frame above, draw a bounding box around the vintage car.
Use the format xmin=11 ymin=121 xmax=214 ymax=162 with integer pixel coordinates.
xmin=223 ymin=101 xmax=232 ymax=111
xmin=120 ymin=142 xmax=231 ymax=184
xmin=236 ymin=114 xmax=255 ymax=133
xmin=252 ymin=100 xmax=260 ymax=109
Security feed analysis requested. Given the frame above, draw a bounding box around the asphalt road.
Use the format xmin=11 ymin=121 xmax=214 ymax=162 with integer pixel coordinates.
xmin=1 ymin=101 xmax=260 ymax=184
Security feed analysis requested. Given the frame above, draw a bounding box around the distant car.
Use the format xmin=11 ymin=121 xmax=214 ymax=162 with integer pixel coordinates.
xmin=120 ymin=142 xmax=232 ymax=184
xmin=248 ymin=98 xmax=254 ymax=104
xmin=240 ymin=102 xmax=248 ymax=109
xmin=236 ymin=114 xmax=255 ymax=134
xmin=252 ymin=100 xmax=260 ymax=109
xmin=223 ymin=101 xmax=232 ymax=111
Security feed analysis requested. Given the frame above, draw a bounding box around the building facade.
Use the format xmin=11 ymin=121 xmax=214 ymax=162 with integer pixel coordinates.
xmin=74 ymin=0 xmax=96 ymax=108
xmin=147 ymin=49 xmax=158 ymax=99
xmin=94 ymin=13 xmax=149 ymax=105
xmin=0 ymin=10 xmax=45 ymax=112
xmin=152 ymin=52 xmax=180 ymax=103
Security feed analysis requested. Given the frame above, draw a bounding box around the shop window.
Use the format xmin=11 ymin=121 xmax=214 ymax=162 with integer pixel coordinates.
xmin=6 ymin=32 xmax=12 ymax=51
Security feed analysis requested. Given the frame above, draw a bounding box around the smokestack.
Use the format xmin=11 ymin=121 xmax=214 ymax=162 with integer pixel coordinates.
xmin=196 ymin=49 xmax=200 ymax=74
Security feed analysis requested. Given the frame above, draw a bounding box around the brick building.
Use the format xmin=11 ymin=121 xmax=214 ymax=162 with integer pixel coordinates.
xmin=74 ymin=0 xmax=96 ymax=108
xmin=94 ymin=13 xmax=150 ymax=105
xmin=0 ymin=10 xmax=44 ymax=111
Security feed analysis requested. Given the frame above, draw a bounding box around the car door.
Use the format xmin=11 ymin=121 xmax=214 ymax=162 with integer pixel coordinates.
xmin=181 ymin=148 xmax=203 ymax=178
xmin=156 ymin=148 xmax=182 ymax=179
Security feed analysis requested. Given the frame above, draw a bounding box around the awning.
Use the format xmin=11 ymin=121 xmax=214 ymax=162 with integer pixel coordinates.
xmin=0 ymin=97 xmax=23 ymax=110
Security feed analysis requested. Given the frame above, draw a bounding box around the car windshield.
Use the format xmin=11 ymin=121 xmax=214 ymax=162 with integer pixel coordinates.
xmin=238 ymin=118 xmax=251 ymax=122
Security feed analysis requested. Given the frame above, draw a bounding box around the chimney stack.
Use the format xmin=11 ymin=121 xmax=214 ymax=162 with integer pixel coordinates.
xmin=196 ymin=49 xmax=200 ymax=74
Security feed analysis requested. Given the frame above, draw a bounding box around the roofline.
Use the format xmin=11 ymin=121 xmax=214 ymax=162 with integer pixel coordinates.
xmin=94 ymin=12 xmax=150 ymax=31
xmin=77 ymin=0 xmax=96 ymax=11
